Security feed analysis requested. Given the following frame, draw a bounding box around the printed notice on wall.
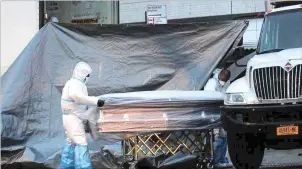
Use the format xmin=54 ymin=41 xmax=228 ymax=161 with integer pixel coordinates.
xmin=72 ymin=12 xmax=98 ymax=19
xmin=71 ymin=11 xmax=99 ymax=23
xmin=47 ymin=1 xmax=59 ymax=13
xmin=146 ymin=5 xmax=167 ymax=25
xmin=85 ymin=1 xmax=94 ymax=9
xmin=147 ymin=17 xmax=168 ymax=25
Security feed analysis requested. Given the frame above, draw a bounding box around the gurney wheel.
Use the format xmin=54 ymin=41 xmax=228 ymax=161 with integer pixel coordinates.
xmin=207 ymin=163 xmax=213 ymax=169
xmin=196 ymin=158 xmax=209 ymax=169
xmin=196 ymin=162 xmax=202 ymax=168
xmin=196 ymin=162 xmax=206 ymax=169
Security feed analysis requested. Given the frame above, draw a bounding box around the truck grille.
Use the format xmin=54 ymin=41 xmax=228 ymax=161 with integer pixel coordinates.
xmin=253 ymin=65 xmax=302 ymax=100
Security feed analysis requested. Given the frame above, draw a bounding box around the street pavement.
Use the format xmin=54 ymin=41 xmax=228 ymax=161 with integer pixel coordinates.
xmin=261 ymin=149 xmax=302 ymax=168
xmin=224 ymin=149 xmax=302 ymax=169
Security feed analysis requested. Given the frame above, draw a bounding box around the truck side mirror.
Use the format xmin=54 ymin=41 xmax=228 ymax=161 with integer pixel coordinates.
xmin=234 ymin=46 xmax=245 ymax=59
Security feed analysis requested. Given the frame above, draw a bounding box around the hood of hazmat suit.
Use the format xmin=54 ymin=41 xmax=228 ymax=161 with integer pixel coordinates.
xmin=50 ymin=16 xmax=59 ymax=23
xmin=73 ymin=62 xmax=91 ymax=83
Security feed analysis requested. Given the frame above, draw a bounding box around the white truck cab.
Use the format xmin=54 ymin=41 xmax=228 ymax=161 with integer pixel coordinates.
xmin=222 ymin=3 xmax=302 ymax=169
xmin=225 ymin=4 xmax=302 ymax=106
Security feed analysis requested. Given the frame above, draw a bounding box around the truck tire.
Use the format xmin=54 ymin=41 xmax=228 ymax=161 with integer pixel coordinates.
xmin=227 ymin=131 xmax=264 ymax=169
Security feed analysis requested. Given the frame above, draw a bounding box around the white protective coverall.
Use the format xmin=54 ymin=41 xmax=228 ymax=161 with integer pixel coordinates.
xmin=204 ymin=68 xmax=229 ymax=94
xmin=60 ymin=62 xmax=99 ymax=169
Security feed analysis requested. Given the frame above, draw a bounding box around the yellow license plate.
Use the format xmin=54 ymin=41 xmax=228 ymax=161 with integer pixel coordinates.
xmin=277 ymin=126 xmax=299 ymax=136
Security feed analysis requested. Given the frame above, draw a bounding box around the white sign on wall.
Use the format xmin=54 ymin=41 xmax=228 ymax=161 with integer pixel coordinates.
xmin=147 ymin=17 xmax=168 ymax=24
xmin=146 ymin=5 xmax=167 ymax=24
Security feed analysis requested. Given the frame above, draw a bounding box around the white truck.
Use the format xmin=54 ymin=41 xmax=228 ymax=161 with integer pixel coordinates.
xmin=222 ymin=1 xmax=302 ymax=169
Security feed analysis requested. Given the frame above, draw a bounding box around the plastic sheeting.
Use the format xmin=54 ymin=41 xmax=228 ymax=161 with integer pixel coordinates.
xmin=1 ymin=21 xmax=247 ymax=168
xmin=83 ymin=91 xmax=223 ymax=141
xmin=98 ymin=90 xmax=223 ymax=133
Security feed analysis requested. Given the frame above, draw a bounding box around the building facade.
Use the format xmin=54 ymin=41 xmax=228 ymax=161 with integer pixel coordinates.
xmin=119 ymin=0 xmax=271 ymax=49
xmin=1 ymin=1 xmax=39 ymax=75
xmin=46 ymin=1 xmax=119 ymax=24
xmin=120 ymin=0 xmax=268 ymax=23
xmin=1 ymin=0 xmax=274 ymax=75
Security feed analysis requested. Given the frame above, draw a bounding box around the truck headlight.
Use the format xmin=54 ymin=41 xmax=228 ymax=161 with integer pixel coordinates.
xmin=225 ymin=93 xmax=246 ymax=104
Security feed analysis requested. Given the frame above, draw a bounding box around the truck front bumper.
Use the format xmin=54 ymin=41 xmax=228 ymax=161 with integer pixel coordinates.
xmin=221 ymin=104 xmax=302 ymax=138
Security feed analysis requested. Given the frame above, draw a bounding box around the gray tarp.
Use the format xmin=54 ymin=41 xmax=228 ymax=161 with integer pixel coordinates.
xmin=1 ymin=21 xmax=247 ymax=168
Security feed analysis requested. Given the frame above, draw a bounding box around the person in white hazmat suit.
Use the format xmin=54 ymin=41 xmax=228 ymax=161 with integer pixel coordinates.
xmin=59 ymin=62 xmax=105 ymax=169
xmin=204 ymin=68 xmax=230 ymax=93
xmin=204 ymin=68 xmax=232 ymax=168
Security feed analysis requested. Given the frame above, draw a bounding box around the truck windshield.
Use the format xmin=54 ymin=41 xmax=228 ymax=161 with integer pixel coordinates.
xmin=258 ymin=9 xmax=302 ymax=54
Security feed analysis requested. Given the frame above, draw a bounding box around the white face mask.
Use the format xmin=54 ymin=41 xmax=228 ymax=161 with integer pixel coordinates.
xmin=219 ymin=80 xmax=225 ymax=86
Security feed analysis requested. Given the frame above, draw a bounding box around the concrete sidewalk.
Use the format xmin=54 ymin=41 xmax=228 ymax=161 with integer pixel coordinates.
xmin=224 ymin=149 xmax=302 ymax=168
